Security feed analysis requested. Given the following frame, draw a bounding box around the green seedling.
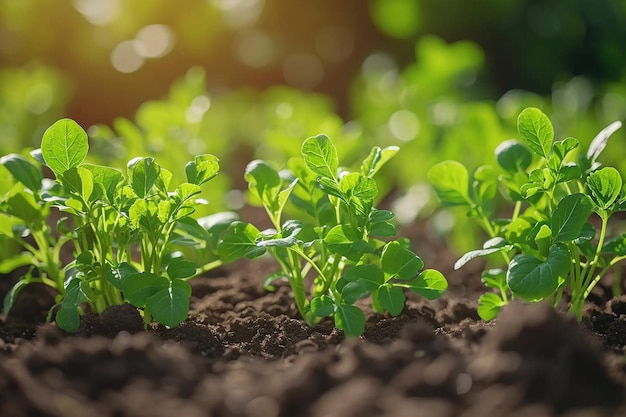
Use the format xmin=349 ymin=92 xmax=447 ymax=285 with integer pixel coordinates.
xmin=219 ymin=134 xmax=447 ymax=337
xmin=1 ymin=118 xmax=225 ymax=331
xmin=0 ymin=152 xmax=70 ymax=311
xmin=429 ymin=107 xmax=625 ymax=320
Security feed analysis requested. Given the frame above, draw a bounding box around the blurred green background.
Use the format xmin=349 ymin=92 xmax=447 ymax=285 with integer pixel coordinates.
xmin=2 ymin=0 xmax=626 ymax=252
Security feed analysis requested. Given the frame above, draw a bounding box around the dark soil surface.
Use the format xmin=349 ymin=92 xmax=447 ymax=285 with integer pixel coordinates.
xmin=3 ymin=224 xmax=626 ymax=417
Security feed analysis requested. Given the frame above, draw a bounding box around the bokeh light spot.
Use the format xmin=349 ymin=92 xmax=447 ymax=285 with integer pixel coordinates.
xmin=361 ymin=53 xmax=396 ymax=77
xmin=389 ymin=110 xmax=419 ymax=141
xmin=212 ymin=0 xmax=265 ymax=29
xmin=26 ymin=83 xmax=53 ymax=114
xmin=186 ymin=95 xmax=211 ymax=123
xmin=111 ymin=40 xmax=144 ymax=73
xmin=275 ymin=102 xmax=293 ymax=119
xmin=235 ymin=30 xmax=276 ymax=68
xmin=282 ymin=54 xmax=324 ymax=89
xmin=73 ymin=0 xmax=120 ymax=25
xmin=370 ymin=0 xmax=421 ymax=39
xmin=135 ymin=24 xmax=174 ymax=58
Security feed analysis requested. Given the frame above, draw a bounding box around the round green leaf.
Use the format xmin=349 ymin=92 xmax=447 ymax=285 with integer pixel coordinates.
xmin=217 ymin=221 xmax=265 ymax=262
xmin=495 ymin=140 xmax=532 ymax=173
xmin=344 ymin=264 xmax=384 ymax=291
xmin=302 ymin=134 xmax=338 ymax=180
xmin=311 ymin=295 xmax=334 ymax=317
xmin=428 ymin=161 xmax=470 ymax=207
xmin=506 ymin=245 xmax=570 ymax=301
xmin=550 ymin=194 xmax=593 ymax=243
xmin=517 ymin=108 xmax=553 ymax=158
xmin=406 ymin=269 xmax=448 ymax=299
xmin=146 ymin=280 xmax=191 ymax=327
xmin=477 ymin=293 xmax=505 ymax=320
xmin=587 ymin=167 xmax=622 ymax=210
xmin=334 ymin=304 xmax=365 ymax=338
xmin=41 ymin=118 xmax=89 ymax=176
xmin=122 ymin=272 xmax=166 ymax=307
xmin=376 ymin=284 xmax=405 ymax=316
xmin=0 ymin=154 xmax=42 ymax=193
xmin=381 ymin=241 xmax=424 ymax=279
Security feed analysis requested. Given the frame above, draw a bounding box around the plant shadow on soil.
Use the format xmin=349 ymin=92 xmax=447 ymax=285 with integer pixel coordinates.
xmin=3 ymin=225 xmax=626 ymax=417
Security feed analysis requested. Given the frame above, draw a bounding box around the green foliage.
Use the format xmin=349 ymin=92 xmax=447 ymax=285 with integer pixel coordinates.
xmin=1 ymin=118 xmax=225 ymax=331
xmin=219 ymin=134 xmax=447 ymax=337
xmin=88 ymin=68 xmax=356 ymax=218
xmin=0 ymin=65 xmax=70 ymax=154
xmin=429 ymin=107 xmax=626 ymax=320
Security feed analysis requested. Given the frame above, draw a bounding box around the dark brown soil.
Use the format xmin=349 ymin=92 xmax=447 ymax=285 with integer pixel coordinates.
xmin=2 ymin=234 xmax=626 ymax=417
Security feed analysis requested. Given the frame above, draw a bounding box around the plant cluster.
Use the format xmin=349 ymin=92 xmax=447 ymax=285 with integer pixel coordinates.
xmin=219 ymin=134 xmax=448 ymax=337
xmin=1 ymin=119 xmax=446 ymax=337
xmin=429 ymin=107 xmax=625 ymax=320
xmin=1 ymin=119 xmax=224 ymax=331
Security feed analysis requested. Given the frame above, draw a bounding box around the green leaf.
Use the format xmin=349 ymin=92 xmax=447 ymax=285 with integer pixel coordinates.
xmin=517 ymin=107 xmax=554 ymax=158
xmin=376 ymin=284 xmax=405 ymax=316
xmin=339 ymin=173 xmax=378 ymax=202
xmin=360 ymin=145 xmax=399 ymax=178
xmin=311 ymin=295 xmax=334 ymax=317
xmin=83 ymin=164 xmax=123 ymax=203
xmin=603 ymin=233 xmax=626 ymax=256
xmin=323 ymin=225 xmax=371 ymax=262
xmin=341 ymin=281 xmax=369 ymax=304
xmin=381 ymin=241 xmax=424 ymax=279
xmin=507 ymin=245 xmax=570 ymax=301
xmin=56 ymin=278 xmax=90 ymax=332
xmin=454 ymin=237 xmax=513 ymax=269
xmin=3 ymin=279 xmax=30 ymax=315
xmin=0 ymin=154 xmax=42 ymax=193
xmin=344 ymin=264 xmax=384 ymax=291
xmin=55 ymin=307 xmax=81 ymax=333
xmin=557 ymin=163 xmax=581 ymax=182
xmin=302 ymin=134 xmax=338 ymax=180
xmin=334 ymin=304 xmax=365 ymax=338
xmin=369 ymin=209 xmax=394 ymax=223
xmin=405 ymin=269 xmax=448 ymax=299
xmin=41 ymin=119 xmax=89 ymax=176
xmin=185 ymin=154 xmax=219 ymax=186
xmin=477 ymin=293 xmax=506 ymax=320
xmin=495 ymin=140 xmax=532 ymax=173
xmin=552 ymin=137 xmax=579 ymax=162
xmin=257 ymin=220 xmax=303 ymax=248
xmin=368 ymin=221 xmax=396 ymax=237
xmin=0 ymin=252 xmax=35 ymax=274
xmin=245 ymin=159 xmax=281 ymax=202
xmin=534 ymin=224 xmax=552 ymax=255
xmin=587 ymin=167 xmax=622 ymax=210
xmin=146 ymin=280 xmax=191 ymax=327
xmin=61 ymin=167 xmax=94 ymax=202
xmin=481 ymin=269 xmax=506 ymax=289
xmin=128 ymin=157 xmax=160 ymax=198
xmin=0 ymin=213 xmax=13 ymax=237
xmin=5 ymin=192 xmax=43 ymax=225
xmin=107 ymin=262 xmax=139 ymax=290
xmin=217 ymin=221 xmax=266 ymax=262
xmin=122 ymin=272 xmax=167 ymax=307
xmin=428 ymin=161 xmax=470 ymax=206
xmin=166 ymin=259 xmax=197 ymax=280
xmin=550 ymin=194 xmax=593 ymax=242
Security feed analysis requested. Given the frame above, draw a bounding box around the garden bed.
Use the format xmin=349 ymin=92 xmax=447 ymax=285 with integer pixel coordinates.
xmin=2 ymin=224 xmax=626 ymax=417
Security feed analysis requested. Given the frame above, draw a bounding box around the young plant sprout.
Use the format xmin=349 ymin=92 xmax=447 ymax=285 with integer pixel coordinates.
xmin=429 ymin=107 xmax=625 ymax=320
xmin=219 ymin=134 xmax=448 ymax=337
xmin=1 ymin=118 xmax=225 ymax=331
